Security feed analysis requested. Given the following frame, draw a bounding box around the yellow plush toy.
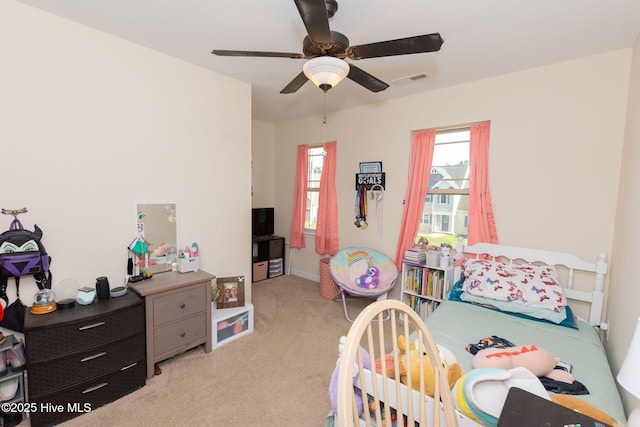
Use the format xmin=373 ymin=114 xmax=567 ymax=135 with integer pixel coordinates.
xmin=550 ymin=394 xmax=624 ymax=427
xmin=397 ymin=335 xmax=464 ymax=397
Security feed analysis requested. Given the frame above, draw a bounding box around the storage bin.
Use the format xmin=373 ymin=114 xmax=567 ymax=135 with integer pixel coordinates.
xmin=253 ymin=261 xmax=268 ymax=282
xmin=426 ymin=251 xmax=439 ymax=267
xmin=212 ymin=304 xmax=254 ymax=349
xmin=319 ymin=257 xmax=341 ymax=300
xmin=268 ymin=258 xmax=283 ymax=277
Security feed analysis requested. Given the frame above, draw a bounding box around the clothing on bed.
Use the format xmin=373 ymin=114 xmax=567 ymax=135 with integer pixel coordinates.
xmin=540 ymin=375 xmax=589 ymax=395
xmin=466 ymin=335 xmax=516 ymax=355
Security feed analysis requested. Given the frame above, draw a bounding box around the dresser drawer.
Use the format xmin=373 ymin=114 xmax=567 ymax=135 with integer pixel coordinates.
xmin=29 ymin=360 xmax=145 ymax=427
xmin=28 ymin=333 xmax=145 ymax=398
xmin=26 ymin=305 xmax=144 ymax=363
xmin=153 ymin=312 xmax=206 ymax=356
xmin=153 ymin=285 xmax=207 ymax=326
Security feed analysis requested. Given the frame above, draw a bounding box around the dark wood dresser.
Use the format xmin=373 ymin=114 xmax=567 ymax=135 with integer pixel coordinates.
xmin=24 ymin=290 xmax=146 ymax=427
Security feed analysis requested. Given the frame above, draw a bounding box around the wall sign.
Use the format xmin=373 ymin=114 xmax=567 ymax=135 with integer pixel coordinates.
xmin=355 ymin=172 xmax=385 ymax=190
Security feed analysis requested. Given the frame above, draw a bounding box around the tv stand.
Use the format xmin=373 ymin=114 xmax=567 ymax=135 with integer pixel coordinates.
xmin=252 ymin=235 xmax=285 ymax=282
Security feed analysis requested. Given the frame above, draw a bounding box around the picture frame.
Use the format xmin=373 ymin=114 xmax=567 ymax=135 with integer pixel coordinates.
xmin=216 ymin=276 xmax=245 ymax=309
xmin=359 ymin=162 xmax=383 ymax=173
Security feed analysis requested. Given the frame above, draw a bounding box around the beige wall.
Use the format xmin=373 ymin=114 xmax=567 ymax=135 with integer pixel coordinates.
xmin=609 ymin=35 xmax=640 ymax=415
xmin=1 ymin=2 xmax=253 ymax=308
xmin=251 ymin=120 xmax=277 ymax=209
xmin=275 ymin=50 xmax=630 ymax=286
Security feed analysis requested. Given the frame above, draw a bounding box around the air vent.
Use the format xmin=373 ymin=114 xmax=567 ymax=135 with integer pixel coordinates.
xmin=390 ymin=73 xmax=429 ymax=86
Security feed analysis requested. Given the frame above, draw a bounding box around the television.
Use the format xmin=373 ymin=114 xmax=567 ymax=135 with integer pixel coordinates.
xmin=252 ymin=208 xmax=274 ymax=237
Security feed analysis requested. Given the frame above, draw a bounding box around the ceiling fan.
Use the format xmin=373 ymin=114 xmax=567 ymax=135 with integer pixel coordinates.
xmin=212 ymin=0 xmax=443 ymax=94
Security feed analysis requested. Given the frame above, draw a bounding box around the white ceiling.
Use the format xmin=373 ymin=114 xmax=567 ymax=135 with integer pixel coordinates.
xmin=18 ymin=0 xmax=640 ymax=124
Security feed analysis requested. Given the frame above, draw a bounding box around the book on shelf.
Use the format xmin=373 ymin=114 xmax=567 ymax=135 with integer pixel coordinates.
xmin=404 ymin=295 xmax=440 ymax=318
xmin=403 ymin=266 xmax=446 ymax=298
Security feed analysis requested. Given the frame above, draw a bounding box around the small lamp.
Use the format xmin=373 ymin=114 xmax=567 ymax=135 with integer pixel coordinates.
xmin=303 ymin=56 xmax=349 ymax=92
xmin=131 ymin=238 xmax=149 ymax=256
xmin=617 ymin=317 xmax=640 ymax=426
xmin=128 ymin=235 xmax=150 ymax=278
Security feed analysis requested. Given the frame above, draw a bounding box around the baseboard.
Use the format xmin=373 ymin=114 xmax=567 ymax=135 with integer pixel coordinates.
xmin=288 ymin=269 xmax=319 ymax=282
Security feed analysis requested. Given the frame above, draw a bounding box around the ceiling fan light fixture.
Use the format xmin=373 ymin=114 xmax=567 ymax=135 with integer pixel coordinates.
xmin=303 ymin=56 xmax=349 ymax=92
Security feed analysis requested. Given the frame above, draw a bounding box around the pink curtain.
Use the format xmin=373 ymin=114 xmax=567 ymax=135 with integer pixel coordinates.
xmin=394 ymin=130 xmax=436 ymax=267
xmin=468 ymin=121 xmax=499 ymax=245
xmin=315 ymin=141 xmax=339 ymax=255
xmin=289 ymin=145 xmax=308 ymax=249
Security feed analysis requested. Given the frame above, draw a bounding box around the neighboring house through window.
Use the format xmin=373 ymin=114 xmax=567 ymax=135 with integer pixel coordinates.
xmin=418 ymin=129 xmax=470 ymax=246
xmin=305 ymin=145 xmax=324 ymax=230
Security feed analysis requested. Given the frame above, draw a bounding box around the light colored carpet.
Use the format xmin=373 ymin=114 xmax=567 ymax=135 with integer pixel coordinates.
xmin=24 ymin=274 xmax=370 ymax=427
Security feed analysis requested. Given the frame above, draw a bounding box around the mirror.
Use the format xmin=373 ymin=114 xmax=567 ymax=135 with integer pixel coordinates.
xmin=134 ymin=202 xmax=178 ymax=274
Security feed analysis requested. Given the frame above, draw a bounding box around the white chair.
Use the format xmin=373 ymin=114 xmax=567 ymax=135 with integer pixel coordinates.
xmin=336 ymin=299 xmax=459 ymax=427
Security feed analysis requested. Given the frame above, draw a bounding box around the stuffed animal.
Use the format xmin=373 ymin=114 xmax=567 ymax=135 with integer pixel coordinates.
xmin=472 ymin=344 xmax=573 ymax=382
xmin=356 ymin=266 xmax=380 ymax=289
xmin=329 ymin=336 xmax=371 ymax=416
xmin=397 ymin=335 xmax=464 ymax=397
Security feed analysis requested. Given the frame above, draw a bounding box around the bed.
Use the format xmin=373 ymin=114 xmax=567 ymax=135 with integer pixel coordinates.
xmin=330 ymin=243 xmax=627 ymax=427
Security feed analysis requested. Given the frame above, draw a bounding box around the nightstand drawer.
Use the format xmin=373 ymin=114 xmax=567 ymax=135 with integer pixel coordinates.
xmin=153 ymin=285 xmax=207 ymax=326
xmin=28 ymin=333 xmax=145 ymax=398
xmin=26 ymin=305 xmax=144 ymax=362
xmin=153 ymin=312 xmax=207 ymax=356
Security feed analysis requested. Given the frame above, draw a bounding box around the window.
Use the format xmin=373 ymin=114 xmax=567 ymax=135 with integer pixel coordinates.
xmin=305 ymin=146 xmax=324 ymax=230
xmin=418 ymin=129 xmax=470 ymax=247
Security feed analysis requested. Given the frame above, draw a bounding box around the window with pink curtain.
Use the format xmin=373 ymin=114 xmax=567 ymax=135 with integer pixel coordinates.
xmin=395 ymin=122 xmax=498 ymax=266
xmin=468 ymin=121 xmax=498 ymax=245
xmin=289 ymin=145 xmax=308 ymax=249
xmin=315 ymin=141 xmax=339 ymax=255
xmin=394 ymin=130 xmax=436 ymax=267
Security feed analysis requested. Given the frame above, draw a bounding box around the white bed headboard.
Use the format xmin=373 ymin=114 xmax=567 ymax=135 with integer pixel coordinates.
xmin=457 ymin=242 xmax=608 ymax=327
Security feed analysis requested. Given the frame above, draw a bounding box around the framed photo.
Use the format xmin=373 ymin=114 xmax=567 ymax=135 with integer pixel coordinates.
xmin=359 ymin=162 xmax=382 ymax=173
xmin=216 ymin=276 xmax=245 ymax=309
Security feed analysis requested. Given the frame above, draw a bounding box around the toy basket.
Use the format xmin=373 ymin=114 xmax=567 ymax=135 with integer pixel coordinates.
xmin=319 ymin=257 xmax=341 ymax=300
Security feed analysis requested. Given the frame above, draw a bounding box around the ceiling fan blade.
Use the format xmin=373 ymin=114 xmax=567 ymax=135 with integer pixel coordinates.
xmin=347 ymin=64 xmax=389 ymax=93
xmin=348 ymin=33 xmax=444 ymax=60
xmin=294 ymin=0 xmax=331 ymax=45
xmin=212 ymin=49 xmax=305 ymax=59
xmin=280 ymin=71 xmax=309 ymax=94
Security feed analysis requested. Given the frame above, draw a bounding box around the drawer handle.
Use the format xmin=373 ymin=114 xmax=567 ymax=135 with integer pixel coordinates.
xmin=80 ymin=352 xmax=107 ymax=362
xmin=180 ymin=331 xmax=186 ymax=338
xmin=78 ymin=321 xmax=106 ymax=331
xmin=82 ymin=382 xmax=108 ymax=394
xmin=121 ymin=362 xmax=138 ymax=371
xmin=180 ymin=303 xmax=186 ymax=309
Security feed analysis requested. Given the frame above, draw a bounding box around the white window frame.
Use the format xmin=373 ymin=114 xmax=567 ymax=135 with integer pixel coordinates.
xmin=420 ymin=128 xmax=470 ymax=242
xmin=305 ymin=145 xmax=324 ymax=232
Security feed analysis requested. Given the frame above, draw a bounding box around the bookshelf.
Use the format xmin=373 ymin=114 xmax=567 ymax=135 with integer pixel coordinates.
xmin=401 ymin=254 xmax=456 ymax=319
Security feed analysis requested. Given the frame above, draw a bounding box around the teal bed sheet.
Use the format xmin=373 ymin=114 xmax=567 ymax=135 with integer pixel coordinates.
xmin=424 ymin=299 xmax=626 ymax=423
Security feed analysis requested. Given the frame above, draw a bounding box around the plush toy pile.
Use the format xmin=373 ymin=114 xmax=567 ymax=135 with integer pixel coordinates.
xmin=451 ymin=341 xmax=623 ymax=427
xmin=328 ymin=335 xmax=622 ymax=427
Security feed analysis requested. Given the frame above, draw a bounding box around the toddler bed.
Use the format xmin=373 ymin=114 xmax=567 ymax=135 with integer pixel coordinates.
xmin=331 ymin=243 xmax=626 ymax=427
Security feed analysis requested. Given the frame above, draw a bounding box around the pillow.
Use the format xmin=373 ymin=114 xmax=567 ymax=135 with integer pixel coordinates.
xmin=448 ymin=279 xmax=578 ymax=329
xmin=462 ymin=259 xmax=566 ymax=312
